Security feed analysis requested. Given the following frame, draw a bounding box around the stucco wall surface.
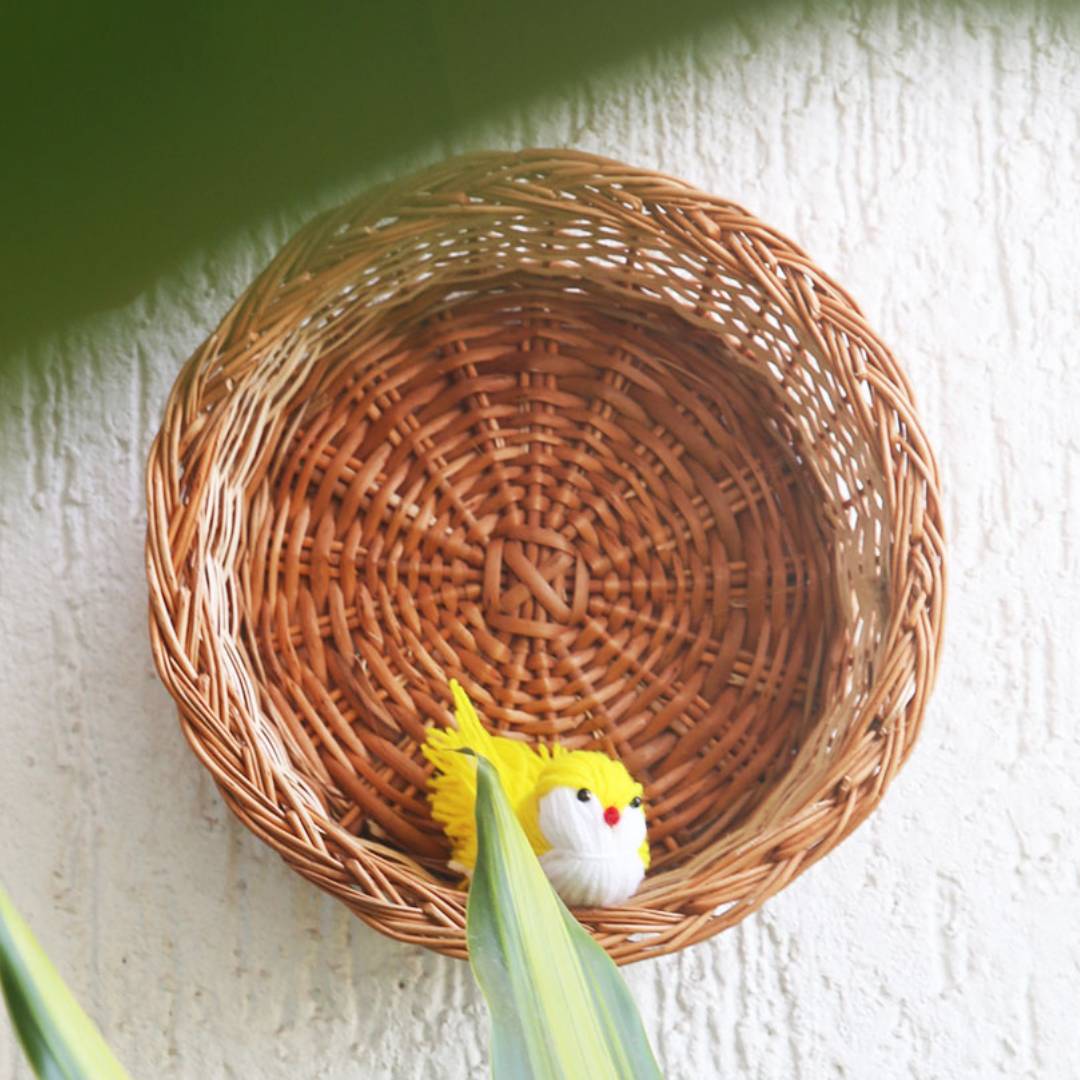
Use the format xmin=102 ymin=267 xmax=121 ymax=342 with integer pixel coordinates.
xmin=2 ymin=3 xmax=1078 ymax=1077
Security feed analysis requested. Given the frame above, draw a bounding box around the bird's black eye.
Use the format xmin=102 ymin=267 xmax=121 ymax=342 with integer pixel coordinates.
xmin=629 ymin=796 xmax=642 ymax=809
xmin=576 ymin=788 xmax=592 ymax=802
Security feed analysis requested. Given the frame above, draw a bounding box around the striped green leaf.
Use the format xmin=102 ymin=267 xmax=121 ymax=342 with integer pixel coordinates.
xmin=0 ymin=883 xmax=132 ymax=1080
xmin=467 ymin=753 xmax=663 ymax=1080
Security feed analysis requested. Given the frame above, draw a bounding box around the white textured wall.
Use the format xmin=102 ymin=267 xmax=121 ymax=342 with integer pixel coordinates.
xmin=2 ymin=3 xmax=1078 ymax=1076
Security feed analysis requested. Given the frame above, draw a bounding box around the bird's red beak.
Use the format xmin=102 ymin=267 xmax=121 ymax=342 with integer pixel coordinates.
xmin=603 ymin=805 xmax=620 ymax=827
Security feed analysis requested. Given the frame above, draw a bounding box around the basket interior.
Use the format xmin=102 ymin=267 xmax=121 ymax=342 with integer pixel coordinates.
xmin=227 ymin=268 xmax=880 ymax=886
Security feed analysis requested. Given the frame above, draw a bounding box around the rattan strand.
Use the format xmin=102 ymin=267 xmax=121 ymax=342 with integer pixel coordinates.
xmin=146 ymin=149 xmax=945 ymax=963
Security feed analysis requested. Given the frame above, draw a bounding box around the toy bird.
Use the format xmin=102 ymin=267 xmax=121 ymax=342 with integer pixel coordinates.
xmin=423 ymin=679 xmax=649 ymax=908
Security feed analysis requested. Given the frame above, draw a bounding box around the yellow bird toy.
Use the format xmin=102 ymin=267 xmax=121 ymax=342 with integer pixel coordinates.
xmin=423 ymin=680 xmax=650 ymax=908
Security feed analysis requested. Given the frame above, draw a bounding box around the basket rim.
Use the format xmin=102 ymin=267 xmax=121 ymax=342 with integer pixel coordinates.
xmin=145 ymin=147 xmax=946 ymax=963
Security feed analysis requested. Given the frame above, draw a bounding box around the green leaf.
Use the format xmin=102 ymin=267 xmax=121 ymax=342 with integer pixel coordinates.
xmin=466 ymin=753 xmax=663 ymax=1080
xmin=0 ymin=883 xmax=132 ymax=1080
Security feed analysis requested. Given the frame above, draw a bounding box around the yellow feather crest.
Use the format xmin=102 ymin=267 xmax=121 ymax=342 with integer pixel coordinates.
xmin=534 ymin=750 xmax=642 ymax=809
xmin=423 ymin=679 xmax=559 ymax=868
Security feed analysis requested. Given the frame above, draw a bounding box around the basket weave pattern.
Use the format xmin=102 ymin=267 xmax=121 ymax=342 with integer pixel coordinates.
xmin=146 ymin=150 xmax=944 ymax=962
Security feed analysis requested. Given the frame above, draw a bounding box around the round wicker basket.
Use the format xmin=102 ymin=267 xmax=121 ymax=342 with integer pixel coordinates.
xmin=146 ymin=149 xmax=944 ymax=963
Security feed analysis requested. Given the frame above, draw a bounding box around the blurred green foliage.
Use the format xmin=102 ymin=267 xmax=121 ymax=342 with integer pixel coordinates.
xmin=0 ymin=883 xmax=132 ymax=1079
xmin=0 ymin=1 xmax=768 ymax=359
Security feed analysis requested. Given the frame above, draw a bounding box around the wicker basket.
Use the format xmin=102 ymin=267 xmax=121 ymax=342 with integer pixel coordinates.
xmin=146 ymin=150 xmax=944 ymax=963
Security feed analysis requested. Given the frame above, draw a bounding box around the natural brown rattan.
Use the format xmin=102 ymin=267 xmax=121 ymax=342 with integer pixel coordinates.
xmin=146 ymin=149 xmax=945 ymax=963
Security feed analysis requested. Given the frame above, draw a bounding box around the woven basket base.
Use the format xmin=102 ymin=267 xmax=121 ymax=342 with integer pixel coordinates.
xmin=250 ymin=280 xmax=835 ymax=878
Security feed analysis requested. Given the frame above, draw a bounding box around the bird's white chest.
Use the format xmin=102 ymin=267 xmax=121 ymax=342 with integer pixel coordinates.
xmin=538 ymin=848 xmax=644 ymax=908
